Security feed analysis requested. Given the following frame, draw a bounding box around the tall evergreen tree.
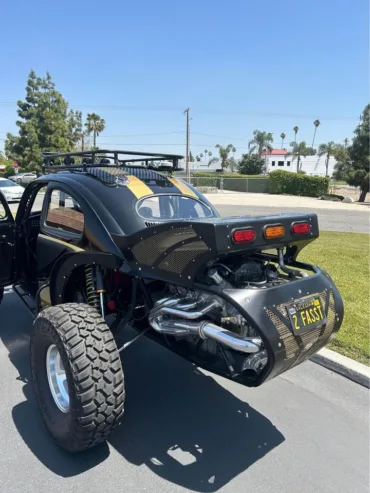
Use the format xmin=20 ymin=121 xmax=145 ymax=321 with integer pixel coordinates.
xmin=5 ymin=71 xmax=69 ymax=170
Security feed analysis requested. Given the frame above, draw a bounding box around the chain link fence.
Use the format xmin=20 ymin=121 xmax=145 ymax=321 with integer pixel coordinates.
xmin=184 ymin=176 xmax=270 ymax=194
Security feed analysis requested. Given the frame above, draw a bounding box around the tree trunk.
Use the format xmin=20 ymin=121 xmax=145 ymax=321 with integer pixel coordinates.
xmin=296 ymin=156 xmax=300 ymax=172
xmin=312 ymin=128 xmax=317 ymax=148
xmin=93 ymin=130 xmax=96 ymax=147
xmin=81 ymin=134 xmax=85 ymax=151
xmin=325 ymin=154 xmax=329 ymax=176
xmin=359 ymin=187 xmax=368 ymax=202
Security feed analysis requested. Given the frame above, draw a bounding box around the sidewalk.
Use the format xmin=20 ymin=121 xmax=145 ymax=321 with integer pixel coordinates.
xmin=205 ymin=190 xmax=370 ymax=212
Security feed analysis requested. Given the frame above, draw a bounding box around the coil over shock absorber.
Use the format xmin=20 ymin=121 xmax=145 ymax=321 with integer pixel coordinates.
xmin=85 ymin=264 xmax=106 ymax=317
xmin=85 ymin=265 xmax=100 ymax=310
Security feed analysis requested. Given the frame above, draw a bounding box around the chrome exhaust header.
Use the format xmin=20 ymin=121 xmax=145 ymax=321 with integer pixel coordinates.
xmin=149 ymin=298 xmax=261 ymax=354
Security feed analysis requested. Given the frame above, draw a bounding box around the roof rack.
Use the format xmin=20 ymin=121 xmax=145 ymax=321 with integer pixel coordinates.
xmin=41 ymin=149 xmax=184 ymax=174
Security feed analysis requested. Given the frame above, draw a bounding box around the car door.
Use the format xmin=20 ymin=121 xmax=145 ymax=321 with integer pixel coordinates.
xmin=0 ymin=193 xmax=16 ymax=286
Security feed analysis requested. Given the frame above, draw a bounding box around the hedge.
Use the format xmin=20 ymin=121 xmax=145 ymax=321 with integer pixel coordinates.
xmin=269 ymin=170 xmax=330 ymax=198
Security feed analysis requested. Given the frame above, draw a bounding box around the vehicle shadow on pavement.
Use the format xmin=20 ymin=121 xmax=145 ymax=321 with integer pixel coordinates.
xmin=1 ymin=291 xmax=110 ymax=477
xmin=2 ymin=291 xmax=285 ymax=487
xmin=109 ymin=328 xmax=285 ymax=492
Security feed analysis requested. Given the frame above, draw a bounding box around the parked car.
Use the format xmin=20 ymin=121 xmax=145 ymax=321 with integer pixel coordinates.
xmin=9 ymin=172 xmax=37 ymax=185
xmin=0 ymin=178 xmax=25 ymax=202
xmin=0 ymin=149 xmax=344 ymax=453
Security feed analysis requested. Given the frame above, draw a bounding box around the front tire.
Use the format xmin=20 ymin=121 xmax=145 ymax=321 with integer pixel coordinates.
xmin=30 ymin=303 xmax=125 ymax=452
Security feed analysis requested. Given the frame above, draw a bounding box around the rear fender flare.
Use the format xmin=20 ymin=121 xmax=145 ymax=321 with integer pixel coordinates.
xmin=49 ymin=252 xmax=123 ymax=306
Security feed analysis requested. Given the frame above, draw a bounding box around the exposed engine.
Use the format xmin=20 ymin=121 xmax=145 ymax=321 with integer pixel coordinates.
xmin=206 ymin=257 xmax=281 ymax=289
xmin=148 ymin=256 xmax=281 ymax=379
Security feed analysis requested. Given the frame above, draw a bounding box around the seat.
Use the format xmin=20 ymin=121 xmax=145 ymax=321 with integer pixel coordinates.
xmin=138 ymin=206 xmax=154 ymax=218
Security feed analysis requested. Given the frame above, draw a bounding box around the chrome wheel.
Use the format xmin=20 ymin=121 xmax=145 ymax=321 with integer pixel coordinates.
xmin=46 ymin=344 xmax=69 ymax=413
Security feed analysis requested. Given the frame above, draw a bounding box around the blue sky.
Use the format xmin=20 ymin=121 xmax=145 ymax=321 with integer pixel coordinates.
xmin=1 ymin=0 xmax=368 ymax=158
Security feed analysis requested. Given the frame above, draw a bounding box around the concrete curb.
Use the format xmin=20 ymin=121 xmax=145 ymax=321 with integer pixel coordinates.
xmin=310 ymin=348 xmax=370 ymax=388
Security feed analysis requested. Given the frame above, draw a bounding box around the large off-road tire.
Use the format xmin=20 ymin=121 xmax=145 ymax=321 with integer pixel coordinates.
xmin=30 ymin=303 xmax=125 ymax=452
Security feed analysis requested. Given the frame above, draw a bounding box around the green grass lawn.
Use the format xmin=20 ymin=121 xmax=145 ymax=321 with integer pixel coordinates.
xmin=299 ymin=231 xmax=369 ymax=365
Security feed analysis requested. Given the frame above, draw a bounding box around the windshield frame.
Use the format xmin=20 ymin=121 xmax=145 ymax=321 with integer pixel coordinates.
xmin=136 ymin=193 xmax=215 ymax=221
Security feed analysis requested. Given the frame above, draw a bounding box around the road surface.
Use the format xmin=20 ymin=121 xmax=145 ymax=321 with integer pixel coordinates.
xmin=215 ymin=204 xmax=369 ymax=234
xmin=0 ymin=290 xmax=368 ymax=493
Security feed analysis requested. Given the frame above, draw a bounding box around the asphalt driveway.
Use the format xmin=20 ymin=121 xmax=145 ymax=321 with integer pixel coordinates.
xmin=215 ymin=204 xmax=369 ymax=233
xmin=0 ymin=289 xmax=368 ymax=493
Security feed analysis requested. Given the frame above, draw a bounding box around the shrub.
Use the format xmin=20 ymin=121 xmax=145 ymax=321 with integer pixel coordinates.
xmin=237 ymin=154 xmax=265 ymax=175
xmin=269 ymin=170 xmax=330 ymax=197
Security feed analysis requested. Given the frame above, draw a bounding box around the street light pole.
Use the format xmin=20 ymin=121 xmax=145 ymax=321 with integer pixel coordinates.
xmin=184 ymin=108 xmax=190 ymax=180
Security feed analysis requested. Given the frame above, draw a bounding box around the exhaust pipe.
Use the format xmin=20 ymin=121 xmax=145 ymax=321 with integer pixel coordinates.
xmin=149 ymin=298 xmax=261 ymax=354
xmin=161 ymin=299 xmax=221 ymax=320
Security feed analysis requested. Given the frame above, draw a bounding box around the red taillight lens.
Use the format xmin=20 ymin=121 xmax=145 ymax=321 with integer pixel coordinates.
xmin=232 ymin=228 xmax=256 ymax=243
xmin=292 ymin=222 xmax=311 ymax=235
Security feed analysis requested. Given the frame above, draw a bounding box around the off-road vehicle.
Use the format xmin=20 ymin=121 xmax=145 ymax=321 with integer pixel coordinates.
xmin=0 ymin=150 xmax=344 ymax=452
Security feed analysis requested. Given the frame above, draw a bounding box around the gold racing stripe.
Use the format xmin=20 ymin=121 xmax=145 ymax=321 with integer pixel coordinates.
xmin=125 ymin=175 xmax=154 ymax=199
xmin=167 ymin=177 xmax=198 ymax=198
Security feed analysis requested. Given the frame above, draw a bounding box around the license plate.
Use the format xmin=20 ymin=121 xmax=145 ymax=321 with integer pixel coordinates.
xmin=286 ymin=296 xmax=326 ymax=335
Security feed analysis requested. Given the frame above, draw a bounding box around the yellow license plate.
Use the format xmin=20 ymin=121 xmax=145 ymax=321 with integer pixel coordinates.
xmin=287 ymin=296 xmax=326 ymax=335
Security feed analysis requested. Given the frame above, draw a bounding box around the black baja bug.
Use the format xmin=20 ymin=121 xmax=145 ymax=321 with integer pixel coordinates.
xmin=0 ymin=150 xmax=343 ymax=452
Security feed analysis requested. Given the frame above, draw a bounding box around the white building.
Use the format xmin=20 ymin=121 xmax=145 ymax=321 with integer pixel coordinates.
xmin=179 ymin=159 xmax=221 ymax=173
xmin=261 ymin=149 xmax=337 ymax=177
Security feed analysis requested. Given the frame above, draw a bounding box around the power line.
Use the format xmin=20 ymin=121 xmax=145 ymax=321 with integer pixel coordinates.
xmin=0 ymin=131 xmax=185 ymax=137
xmin=0 ymin=139 xmax=321 ymax=150
xmin=0 ymin=101 xmax=359 ymax=121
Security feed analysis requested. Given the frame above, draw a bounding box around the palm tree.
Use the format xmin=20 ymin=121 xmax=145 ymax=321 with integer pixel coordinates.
xmin=293 ymin=126 xmax=299 ymax=142
xmin=85 ymin=113 xmax=106 ymax=147
xmin=208 ymin=151 xmax=212 ymax=158
xmin=312 ymin=119 xmax=320 ymax=148
xmin=248 ymin=130 xmax=273 ymax=156
xmin=344 ymin=137 xmax=349 ymax=148
xmin=289 ymin=141 xmax=311 ymax=172
xmin=280 ymin=132 xmax=286 ymax=149
xmin=204 ymin=149 xmax=208 ymax=162
xmin=232 ymin=146 xmax=236 ymax=158
xmin=215 ymin=144 xmax=234 ymax=169
xmin=318 ymin=141 xmax=339 ymax=176
xmin=208 ymin=157 xmax=220 ymax=167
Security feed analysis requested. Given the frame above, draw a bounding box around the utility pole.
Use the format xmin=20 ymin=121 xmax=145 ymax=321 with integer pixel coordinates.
xmin=184 ymin=108 xmax=190 ymax=180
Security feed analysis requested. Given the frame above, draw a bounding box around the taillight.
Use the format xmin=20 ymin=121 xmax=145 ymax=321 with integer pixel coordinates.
xmin=264 ymin=225 xmax=285 ymax=239
xmin=232 ymin=228 xmax=256 ymax=243
xmin=292 ymin=222 xmax=311 ymax=235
